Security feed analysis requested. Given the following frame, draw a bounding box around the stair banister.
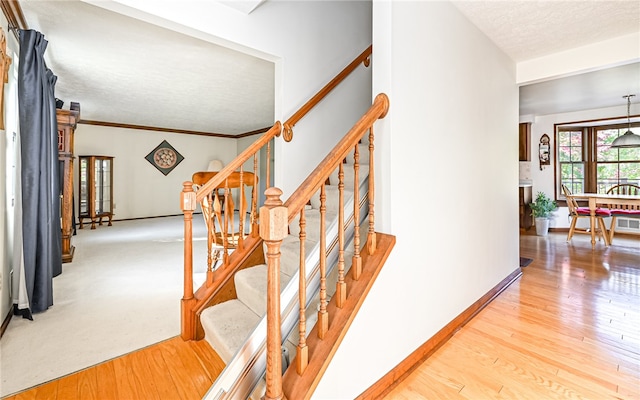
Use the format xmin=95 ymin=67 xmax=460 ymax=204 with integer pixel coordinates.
xmin=260 ymin=187 xmax=289 ymax=400
xmin=194 ymin=122 xmax=281 ymax=205
xmin=283 ymin=93 xmax=388 ymax=217
xmin=282 ymin=45 xmax=372 ymax=141
xmin=181 ymin=181 xmax=197 ymax=339
xmin=181 ymin=121 xmax=281 ymax=340
xmin=183 ymin=45 xmax=374 ymax=341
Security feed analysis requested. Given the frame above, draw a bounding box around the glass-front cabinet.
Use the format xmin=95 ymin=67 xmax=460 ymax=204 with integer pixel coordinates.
xmin=78 ymin=155 xmax=114 ymax=229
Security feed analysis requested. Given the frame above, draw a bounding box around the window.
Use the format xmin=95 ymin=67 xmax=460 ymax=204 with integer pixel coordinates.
xmin=556 ymin=121 xmax=640 ymax=199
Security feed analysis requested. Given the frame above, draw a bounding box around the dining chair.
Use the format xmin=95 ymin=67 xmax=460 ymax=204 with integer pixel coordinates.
xmin=561 ymin=184 xmax=611 ymax=244
xmin=605 ymin=183 xmax=640 ymax=243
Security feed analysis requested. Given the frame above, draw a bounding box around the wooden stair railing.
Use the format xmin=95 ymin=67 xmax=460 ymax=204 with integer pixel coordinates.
xmin=261 ymin=93 xmax=390 ymax=400
xmin=181 ymin=122 xmax=280 ymax=340
xmin=181 ymin=45 xmax=373 ymax=341
xmin=282 ymin=45 xmax=371 ymax=141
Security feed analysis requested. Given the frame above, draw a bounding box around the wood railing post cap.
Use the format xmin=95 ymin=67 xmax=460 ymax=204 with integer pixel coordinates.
xmin=260 ymin=187 xmax=288 ymax=241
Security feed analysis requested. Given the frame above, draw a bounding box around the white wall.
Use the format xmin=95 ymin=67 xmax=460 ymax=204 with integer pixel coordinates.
xmin=74 ymin=124 xmax=238 ymax=219
xmin=1 ymin=20 xmax=20 ymax=324
xmin=315 ymin=2 xmax=520 ymax=398
xmin=97 ymin=0 xmax=373 ymax=199
xmin=527 ymin=103 xmax=640 ymax=229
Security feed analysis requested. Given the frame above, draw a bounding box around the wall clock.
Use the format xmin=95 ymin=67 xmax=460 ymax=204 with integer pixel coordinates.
xmin=145 ymin=140 xmax=184 ymax=175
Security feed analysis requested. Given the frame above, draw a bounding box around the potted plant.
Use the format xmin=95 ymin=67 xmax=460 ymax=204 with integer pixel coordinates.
xmin=529 ymin=191 xmax=558 ymax=236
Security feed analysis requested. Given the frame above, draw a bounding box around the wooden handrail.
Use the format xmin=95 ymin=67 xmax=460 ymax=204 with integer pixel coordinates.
xmin=182 ymin=46 xmax=375 ymax=342
xmin=284 ymin=92 xmax=388 ymax=217
xmin=262 ymin=92 xmax=389 ymax=398
xmin=194 ymin=121 xmax=281 ymax=204
xmin=282 ymin=45 xmax=372 ymax=141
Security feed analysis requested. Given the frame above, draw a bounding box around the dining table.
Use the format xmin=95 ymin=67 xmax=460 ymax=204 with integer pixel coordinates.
xmin=571 ymin=192 xmax=640 ymax=249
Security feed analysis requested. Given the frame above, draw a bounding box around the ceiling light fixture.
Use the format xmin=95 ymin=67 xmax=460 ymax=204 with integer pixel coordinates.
xmin=611 ymin=94 xmax=640 ymax=148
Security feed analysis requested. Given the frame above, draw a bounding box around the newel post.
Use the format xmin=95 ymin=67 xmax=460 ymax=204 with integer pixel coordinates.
xmin=260 ymin=187 xmax=288 ymax=400
xmin=181 ymin=181 xmax=197 ymax=340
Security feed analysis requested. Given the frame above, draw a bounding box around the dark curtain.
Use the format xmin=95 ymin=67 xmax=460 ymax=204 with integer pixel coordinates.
xmin=16 ymin=29 xmax=61 ymax=318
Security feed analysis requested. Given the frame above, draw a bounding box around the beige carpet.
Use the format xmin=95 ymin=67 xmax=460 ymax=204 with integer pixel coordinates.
xmin=0 ymin=215 xmax=208 ymax=397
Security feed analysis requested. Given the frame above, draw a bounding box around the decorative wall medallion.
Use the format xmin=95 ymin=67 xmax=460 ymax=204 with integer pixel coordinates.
xmin=145 ymin=140 xmax=184 ymax=175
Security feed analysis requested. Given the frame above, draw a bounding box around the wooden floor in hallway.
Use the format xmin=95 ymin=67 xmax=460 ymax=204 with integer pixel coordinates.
xmin=382 ymin=230 xmax=640 ymax=399
xmin=4 ymin=230 xmax=639 ymax=399
xmin=2 ymin=337 xmax=225 ymax=400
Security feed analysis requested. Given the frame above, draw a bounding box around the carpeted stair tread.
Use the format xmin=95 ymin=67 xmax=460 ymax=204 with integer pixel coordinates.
xmin=343 ymin=142 xmax=370 ymax=165
xmin=278 ymin=235 xmax=319 ymax=277
xmin=309 ymin=186 xmax=354 ymax=214
xmin=200 ymin=299 xmax=261 ymax=363
xmin=288 ymin=208 xmax=338 ymax=243
xmin=328 ymin=163 xmax=369 ymax=188
xmin=235 ymin=264 xmax=293 ymax=317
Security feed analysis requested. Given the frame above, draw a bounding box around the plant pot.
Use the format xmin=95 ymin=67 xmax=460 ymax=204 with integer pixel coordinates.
xmin=535 ymin=217 xmax=550 ymax=236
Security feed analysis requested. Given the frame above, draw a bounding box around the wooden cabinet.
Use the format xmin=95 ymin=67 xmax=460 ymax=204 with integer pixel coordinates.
xmin=519 ymin=186 xmax=533 ymax=230
xmin=519 ymin=123 xmax=531 ymax=161
xmin=57 ymin=103 xmax=80 ymax=263
xmin=78 ymin=155 xmax=114 ymax=229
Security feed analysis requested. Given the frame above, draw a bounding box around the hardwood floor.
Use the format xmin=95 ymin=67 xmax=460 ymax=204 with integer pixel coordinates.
xmin=2 ymin=337 xmax=225 ymax=400
xmin=4 ymin=231 xmax=638 ymax=399
xmin=383 ymin=230 xmax=640 ymax=399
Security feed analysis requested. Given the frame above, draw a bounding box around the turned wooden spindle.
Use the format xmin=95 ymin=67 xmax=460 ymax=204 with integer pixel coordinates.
xmin=368 ymin=128 xmax=377 ymax=254
xmin=296 ymin=208 xmax=309 ymax=374
xmin=352 ymin=143 xmax=362 ymax=280
xmin=336 ymin=162 xmax=347 ymax=308
xmin=318 ymin=185 xmax=328 ymax=339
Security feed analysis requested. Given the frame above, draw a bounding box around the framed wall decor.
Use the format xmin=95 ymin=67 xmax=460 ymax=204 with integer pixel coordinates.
xmin=145 ymin=140 xmax=184 ymax=175
xmin=539 ymin=134 xmax=550 ymax=170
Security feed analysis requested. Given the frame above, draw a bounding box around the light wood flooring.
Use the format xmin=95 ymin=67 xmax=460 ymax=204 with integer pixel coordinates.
xmin=2 ymin=337 xmax=225 ymax=400
xmin=4 ymin=230 xmax=639 ymax=399
xmin=383 ymin=230 xmax=640 ymax=399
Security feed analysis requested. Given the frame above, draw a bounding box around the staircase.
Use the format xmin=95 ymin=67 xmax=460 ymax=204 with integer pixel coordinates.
xmin=200 ymin=145 xmax=370 ymax=399
xmin=180 ymin=46 xmax=393 ymax=399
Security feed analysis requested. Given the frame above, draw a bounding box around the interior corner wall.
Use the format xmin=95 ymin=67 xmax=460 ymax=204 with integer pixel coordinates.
xmin=73 ymin=124 xmax=237 ymax=219
xmin=314 ymin=2 xmax=520 ymax=398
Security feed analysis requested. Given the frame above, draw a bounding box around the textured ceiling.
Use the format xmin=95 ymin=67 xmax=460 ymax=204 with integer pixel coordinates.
xmin=452 ymin=0 xmax=640 ymax=116
xmin=19 ymin=0 xmax=275 ymax=135
xmin=451 ymin=0 xmax=640 ymax=63
xmin=17 ymin=1 xmax=640 ymax=134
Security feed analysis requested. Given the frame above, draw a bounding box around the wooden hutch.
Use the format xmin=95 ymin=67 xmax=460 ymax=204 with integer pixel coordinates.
xmin=57 ymin=102 xmax=80 ymax=263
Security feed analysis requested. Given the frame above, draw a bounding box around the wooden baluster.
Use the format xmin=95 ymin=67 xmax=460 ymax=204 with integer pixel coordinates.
xmin=238 ymin=168 xmax=245 ymax=250
xmin=266 ymin=140 xmax=272 ymax=190
xmin=318 ymin=185 xmax=328 ymax=339
xmin=336 ymin=163 xmax=346 ymax=308
xmin=352 ymin=143 xmax=362 ymax=280
xmin=260 ymin=187 xmax=288 ymax=400
xmin=212 ymin=191 xmax=223 ymax=269
xmin=181 ymin=182 xmax=196 ymax=340
xmin=223 ymin=180 xmax=231 ymax=263
xmin=297 ymin=208 xmax=308 ymax=374
xmin=368 ymin=127 xmax=376 ymax=254
xmin=206 ymin=192 xmax=214 ymax=286
xmin=252 ymin=153 xmax=259 ymax=235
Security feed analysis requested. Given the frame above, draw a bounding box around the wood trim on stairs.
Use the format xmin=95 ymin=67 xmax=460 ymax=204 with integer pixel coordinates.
xmin=355 ymin=267 xmax=523 ymax=400
xmin=282 ymin=232 xmax=396 ymax=400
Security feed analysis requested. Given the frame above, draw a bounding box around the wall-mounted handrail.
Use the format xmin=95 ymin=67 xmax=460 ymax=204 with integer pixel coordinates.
xmin=182 ymin=45 xmax=374 ymax=341
xmin=282 ymin=45 xmax=372 ymax=141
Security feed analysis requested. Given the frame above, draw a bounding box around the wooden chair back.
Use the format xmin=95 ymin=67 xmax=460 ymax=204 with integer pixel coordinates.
xmin=606 ymin=184 xmax=640 ymax=211
xmin=192 ymin=170 xmax=257 ymax=249
xmin=561 ymin=184 xmax=580 ymax=215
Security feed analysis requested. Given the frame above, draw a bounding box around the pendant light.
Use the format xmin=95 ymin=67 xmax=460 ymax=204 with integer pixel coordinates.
xmin=611 ymin=94 xmax=640 ymax=148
